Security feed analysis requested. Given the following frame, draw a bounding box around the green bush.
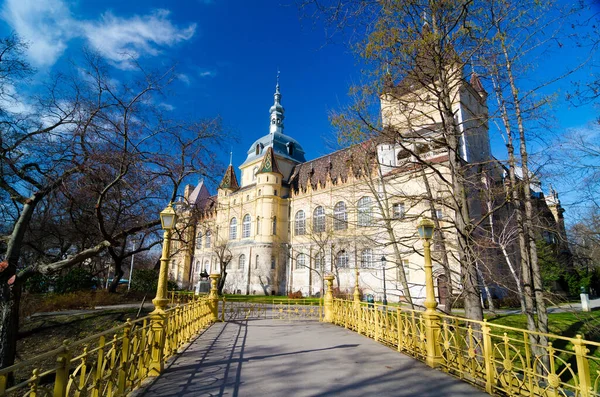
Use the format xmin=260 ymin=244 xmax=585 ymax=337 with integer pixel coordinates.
xmin=130 ymin=269 xmax=179 ymax=293
xmin=25 ymin=273 xmax=53 ymax=294
xmin=54 ymin=268 xmax=95 ymax=294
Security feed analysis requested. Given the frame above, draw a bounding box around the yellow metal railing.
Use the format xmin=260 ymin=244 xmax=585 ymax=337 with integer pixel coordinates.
xmin=0 ymin=297 xmax=214 ymax=397
xmin=330 ymin=298 xmax=600 ymax=397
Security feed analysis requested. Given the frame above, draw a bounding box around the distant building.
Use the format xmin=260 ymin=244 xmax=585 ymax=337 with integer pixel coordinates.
xmin=169 ymin=70 xmax=567 ymax=305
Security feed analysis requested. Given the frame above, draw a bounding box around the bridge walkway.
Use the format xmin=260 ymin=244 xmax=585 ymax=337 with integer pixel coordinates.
xmin=135 ymin=318 xmax=488 ymax=397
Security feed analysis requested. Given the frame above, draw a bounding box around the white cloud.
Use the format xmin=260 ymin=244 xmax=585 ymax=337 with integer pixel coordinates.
xmin=1 ymin=1 xmax=196 ymax=69
xmin=81 ymin=10 xmax=196 ymax=69
xmin=159 ymin=102 xmax=175 ymax=111
xmin=1 ymin=0 xmax=75 ymax=67
xmin=198 ymin=68 xmax=216 ymax=78
xmin=177 ymin=73 xmax=191 ymax=85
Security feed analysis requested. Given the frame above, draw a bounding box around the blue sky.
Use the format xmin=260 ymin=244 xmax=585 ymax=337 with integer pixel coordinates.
xmin=1 ymin=0 xmax=598 ymax=220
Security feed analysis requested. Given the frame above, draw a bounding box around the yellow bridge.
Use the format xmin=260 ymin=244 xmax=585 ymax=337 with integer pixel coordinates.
xmin=1 ymin=274 xmax=599 ymax=396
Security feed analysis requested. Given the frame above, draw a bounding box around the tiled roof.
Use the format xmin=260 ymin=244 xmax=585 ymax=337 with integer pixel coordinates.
xmin=289 ymin=140 xmax=378 ymax=191
xmin=256 ymin=147 xmax=282 ymax=175
xmin=219 ymin=165 xmax=239 ymax=190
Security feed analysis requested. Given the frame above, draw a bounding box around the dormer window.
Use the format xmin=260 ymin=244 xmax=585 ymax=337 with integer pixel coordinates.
xmin=255 ymin=144 xmax=260 ymax=155
xmin=287 ymin=142 xmax=294 ymax=156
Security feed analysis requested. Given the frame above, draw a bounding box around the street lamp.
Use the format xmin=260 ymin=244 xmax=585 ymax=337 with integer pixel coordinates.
xmin=153 ymin=202 xmax=178 ymax=312
xmin=127 ymin=237 xmax=139 ymax=291
xmin=417 ymin=218 xmax=436 ymax=313
xmin=381 ymin=256 xmax=388 ymax=307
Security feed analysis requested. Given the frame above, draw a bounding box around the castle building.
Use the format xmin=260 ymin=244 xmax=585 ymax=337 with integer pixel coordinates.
xmin=169 ymin=71 xmax=567 ymax=304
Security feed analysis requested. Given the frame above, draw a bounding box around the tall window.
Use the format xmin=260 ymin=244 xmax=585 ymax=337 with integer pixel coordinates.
xmin=242 ymin=214 xmax=251 ymax=238
xmin=336 ymin=250 xmax=349 ymax=268
xmin=296 ymin=253 xmax=306 ymax=270
xmin=253 ymin=166 xmax=258 ymax=180
xmin=333 ymin=201 xmax=347 ymax=230
xmin=361 ymin=248 xmax=373 ymax=268
xmin=205 ymin=230 xmax=211 ymax=248
xmin=294 ymin=210 xmax=306 ymax=235
xmin=196 ymin=232 xmax=202 ymax=249
xmin=255 ymin=254 xmax=259 ymax=269
xmin=238 ymin=254 xmax=246 ymax=270
xmin=229 ymin=218 xmax=237 ymax=240
xmin=256 ymin=216 xmax=261 ymax=235
xmin=313 ymin=206 xmax=326 ymax=232
xmin=272 ymin=216 xmax=277 ymax=235
xmin=271 ymin=257 xmax=276 ymax=270
xmin=357 ymin=197 xmax=372 ymax=227
xmin=315 ymin=250 xmax=325 ymax=271
xmin=436 ymin=209 xmax=443 ymax=220
xmin=393 ymin=203 xmax=405 ymax=219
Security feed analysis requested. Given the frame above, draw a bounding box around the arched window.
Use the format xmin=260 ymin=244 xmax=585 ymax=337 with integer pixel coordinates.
xmin=294 ymin=210 xmax=306 ymax=235
xmin=313 ymin=206 xmax=325 ymax=232
xmin=238 ymin=254 xmax=246 ymax=270
xmin=361 ymin=248 xmax=373 ymax=268
xmin=256 ymin=216 xmax=261 ymax=235
xmin=333 ymin=201 xmax=347 ymax=230
xmin=296 ymin=253 xmax=306 ymax=270
xmin=205 ymin=230 xmax=211 ymax=248
xmin=315 ymin=250 xmax=325 ymax=271
xmin=229 ymin=218 xmax=237 ymax=240
xmin=255 ymin=144 xmax=260 ymax=155
xmin=204 ymin=260 xmax=210 ymax=273
xmin=336 ymin=250 xmax=349 ymax=268
xmin=357 ymin=197 xmax=372 ymax=227
xmin=196 ymin=231 xmax=202 ymax=249
xmin=272 ymin=216 xmax=277 ymax=235
xmin=242 ymin=214 xmax=251 ymax=238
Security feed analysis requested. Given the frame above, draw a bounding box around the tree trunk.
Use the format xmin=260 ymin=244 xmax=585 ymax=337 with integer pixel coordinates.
xmin=0 ymin=282 xmax=20 ymax=371
xmin=109 ymin=264 xmax=124 ymax=293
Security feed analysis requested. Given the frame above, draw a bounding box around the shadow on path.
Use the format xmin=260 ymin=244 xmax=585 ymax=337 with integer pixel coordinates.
xmin=138 ymin=319 xmax=488 ymax=397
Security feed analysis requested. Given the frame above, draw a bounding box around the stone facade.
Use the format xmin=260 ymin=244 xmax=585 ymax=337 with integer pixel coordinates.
xmin=168 ymin=71 xmax=567 ymax=305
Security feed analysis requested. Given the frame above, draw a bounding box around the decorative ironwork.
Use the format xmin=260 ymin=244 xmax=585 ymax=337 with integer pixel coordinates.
xmin=0 ymin=298 xmax=213 ymax=397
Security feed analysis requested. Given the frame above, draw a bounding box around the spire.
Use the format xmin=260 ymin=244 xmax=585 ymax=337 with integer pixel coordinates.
xmin=256 ymin=147 xmax=282 ymax=175
xmin=269 ymin=70 xmax=285 ymax=135
xmin=219 ymin=164 xmax=239 ymax=190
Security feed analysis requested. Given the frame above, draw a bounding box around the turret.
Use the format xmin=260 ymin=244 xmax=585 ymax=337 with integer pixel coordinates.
xmin=269 ymin=72 xmax=285 ymax=135
xmin=218 ymin=164 xmax=239 ymax=197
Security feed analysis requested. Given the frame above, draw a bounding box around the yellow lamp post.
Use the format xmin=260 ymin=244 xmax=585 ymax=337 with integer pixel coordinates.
xmin=417 ymin=218 xmax=441 ymax=368
xmin=149 ymin=202 xmax=177 ymax=376
xmin=323 ymin=274 xmax=335 ymax=323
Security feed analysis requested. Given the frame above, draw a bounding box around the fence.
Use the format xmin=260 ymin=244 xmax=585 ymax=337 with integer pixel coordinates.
xmin=219 ymin=297 xmax=323 ymax=322
xmin=331 ymin=298 xmax=600 ymax=397
xmin=0 ymin=297 xmax=214 ymax=397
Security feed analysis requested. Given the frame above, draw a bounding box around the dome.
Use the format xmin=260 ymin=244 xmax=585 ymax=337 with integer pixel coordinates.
xmin=241 ymin=132 xmax=306 ymax=166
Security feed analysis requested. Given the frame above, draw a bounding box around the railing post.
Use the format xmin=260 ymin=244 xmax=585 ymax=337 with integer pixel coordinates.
xmin=574 ymin=334 xmax=592 ymax=397
xmin=118 ymin=319 xmax=132 ymax=394
xmin=148 ymin=312 xmax=166 ymax=376
xmin=482 ymin=320 xmax=495 ymax=394
xmin=53 ymin=341 xmax=71 ymax=397
xmin=323 ymin=275 xmax=335 ymax=323
xmin=209 ymin=274 xmax=220 ymax=322
xmin=221 ymin=297 xmax=226 ymax=322
xmin=397 ymin=307 xmax=403 ymax=352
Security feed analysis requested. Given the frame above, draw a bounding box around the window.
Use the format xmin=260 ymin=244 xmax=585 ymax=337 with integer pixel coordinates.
xmin=272 ymin=216 xmax=277 ymax=235
xmin=315 ymin=250 xmax=325 ymax=271
xmin=313 ymin=206 xmax=325 ymax=232
xmin=246 ymin=195 xmax=249 ymax=201
xmin=255 ymin=144 xmax=260 ymax=155
xmin=255 ymin=254 xmax=259 ymax=269
xmin=296 ymin=253 xmax=306 ymax=270
xmin=436 ymin=209 xmax=443 ymax=220
xmin=242 ymin=214 xmax=251 ymax=238
xmin=256 ymin=216 xmax=261 ymax=235
xmin=393 ymin=203 xmax=405 ymax=219
xmin=361 ymin=248 xmax=373 ymax=268
xmin=402 ymin=259 xmax=410 ymax=279
xmin=271 ymin=257 xmax=276 ymax=270
xmin=357 ymin=197 xmax=372 ymax=227
xmin=253 ymin=167 xmax=258 ymax=180
xmin=204 ymin=260 xmax=210 ymax=274
xmin=205 ymin=230 xmax=211 ymax=248
xmin=196 ymin=232 xmax=202 ymax=249
xmin=238 ymin=254 xmax=246 ymax=270
xmin=229 ymin=218 xmax=237 ymax=240
xmin=274 ymin=189 xmax=278 ymax=196
xmin=294 ymin=210 xmax=306 ymax=235
xmin=336 ymin=250 xmax=349 ymax=268
xmin=333 ymin=201 xmax=347 ymax=230
xmin=258 ymin=189 xmax=262 ymax=196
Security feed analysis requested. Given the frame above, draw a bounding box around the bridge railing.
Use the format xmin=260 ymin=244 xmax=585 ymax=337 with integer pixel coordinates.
xmin=219 ymin=297 xmax=323 ymax=321
xmin=0 ymin=297 xmax=214 ymax=397
xmin=331 ymin=298 xmax=600 ymax=397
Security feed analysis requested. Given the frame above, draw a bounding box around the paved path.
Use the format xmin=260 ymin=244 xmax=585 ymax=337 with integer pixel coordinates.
xmin=137 ymin=319 xmax=487 ymax=397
